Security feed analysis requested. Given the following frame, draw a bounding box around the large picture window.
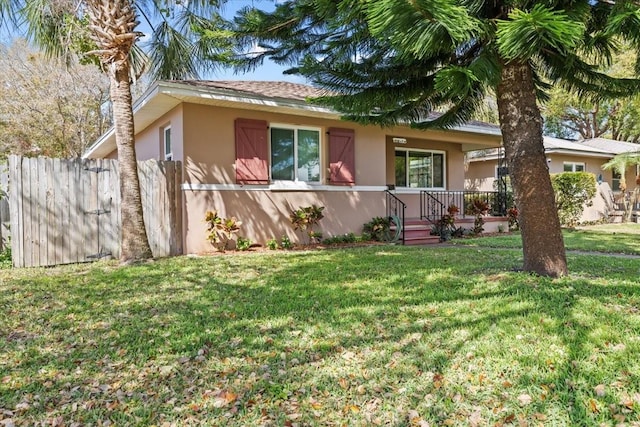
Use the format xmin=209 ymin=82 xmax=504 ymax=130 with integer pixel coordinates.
xmin=395 ymin=149 xmax=445 ymax=188
xmin=270 ymin=125 xmax=320 ymax=182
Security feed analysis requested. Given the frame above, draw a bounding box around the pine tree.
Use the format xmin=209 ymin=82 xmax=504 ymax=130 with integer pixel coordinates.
xmin=235 ymin=0 xmax=640 ymax=277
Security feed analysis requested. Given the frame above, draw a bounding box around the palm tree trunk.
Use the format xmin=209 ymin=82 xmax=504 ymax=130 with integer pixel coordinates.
xmin=109 ymin=64 xmax=153 ymax=263
xmin=497 ymin=60 xmax=567 ymax=277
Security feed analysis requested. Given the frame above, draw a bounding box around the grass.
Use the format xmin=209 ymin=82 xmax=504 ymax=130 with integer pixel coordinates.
xmin=2 ymin=243 xmax=640 ymax=426
xmin=455 ymin=223 xmax=640 ymax=255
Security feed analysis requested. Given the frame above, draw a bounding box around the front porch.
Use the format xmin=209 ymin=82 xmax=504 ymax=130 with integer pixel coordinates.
xmin=386 ymin=189 xmax=510 ymax=245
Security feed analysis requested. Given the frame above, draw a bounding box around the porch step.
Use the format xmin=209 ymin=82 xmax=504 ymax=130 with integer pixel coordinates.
xmin=391 ymin=218 xmax=441 ymax=245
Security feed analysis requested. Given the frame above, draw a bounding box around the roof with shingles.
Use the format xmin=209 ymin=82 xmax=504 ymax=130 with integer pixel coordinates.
xmin=84 ymin=79 xmax=502 ymax=158
xmin=172 ymin=80 xmax=501 ymax=131
xmin=544 ymin=137 xmax=613 ymax=155
xmin=580 ymin=138 xmax=640 ymax=154
xmin=171 ymin=80 xmax=330 ymax=101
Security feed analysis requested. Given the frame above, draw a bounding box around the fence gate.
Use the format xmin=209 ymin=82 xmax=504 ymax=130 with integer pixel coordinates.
xmin=8 ymin=156 xmax=182 ymax=268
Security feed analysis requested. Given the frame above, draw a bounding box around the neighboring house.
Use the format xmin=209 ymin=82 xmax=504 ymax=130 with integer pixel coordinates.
xmin=466 ymin=136 xmax=640 ymax=222
xmin=85 ymin=80 xmax=504 ymax=254
xmin=580 ymin=138 xmax=640 ymax=192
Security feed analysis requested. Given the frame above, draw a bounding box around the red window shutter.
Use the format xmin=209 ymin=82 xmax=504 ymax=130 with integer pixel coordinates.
xmin=235 ymin=118 xmax=269 ymax=184
xmin=328 ymin=127 xmax=355 ymax=185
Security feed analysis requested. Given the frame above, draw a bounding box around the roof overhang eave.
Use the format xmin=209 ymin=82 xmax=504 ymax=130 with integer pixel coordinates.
xmin=83 ymin=80 xmax=504 ymax=158
xmin=545 ymin=148 xmax=614 ymax=158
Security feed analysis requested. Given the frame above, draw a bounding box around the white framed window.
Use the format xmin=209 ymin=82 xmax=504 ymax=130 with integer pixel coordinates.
xmin=563 ymin=162 xmax=585 ymax=172
xmin=163 ymin=126 xmax=172 ymax=161
xmin=270 ymin=124 xmax=321 ymax=183
xmin=394 ymin=148 xmax=446 ymax=189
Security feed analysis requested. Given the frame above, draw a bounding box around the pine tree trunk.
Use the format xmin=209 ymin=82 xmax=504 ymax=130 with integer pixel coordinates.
xmin=109 ymin=65 xmax=153 ymax=263
xmin=496 ymin=61 xmax=567 ymax=277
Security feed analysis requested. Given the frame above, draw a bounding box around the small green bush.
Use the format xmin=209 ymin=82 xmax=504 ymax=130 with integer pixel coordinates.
xmin=323 ymin=233 xmax=357 ymax=245
xmin=266 ymin=238 xmax=279 ymax=250
xmin=236 ymin=237 xmax=252 ymax=251
xmin=362 ymin=217 xmax=391 ymax=241
xmin=430 ymin=205 xmax=463 ymax=241
xmin=290 ymin=205 xmax=325 ymax=243
xmin=281 ymin=235 xmax=294 ymax=250
xmin=205 ymin=210 xmax=242 ymax=252
xmin=0 ymin=247 xmax=11 ymax=269
xmin=551 ymin=172 xmax=597 ymax=227
xmin=466 ymin=198 xmax=490 ymax=235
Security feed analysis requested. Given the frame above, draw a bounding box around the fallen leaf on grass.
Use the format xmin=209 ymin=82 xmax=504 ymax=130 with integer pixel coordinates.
xmin=407 ymin=409 xmax=430 ymax=427
xmin=433 ymin=373 xmax=444 ymax=389
xmin=212 ymin=390 xmax=238 ymax=408
xmin=13 ymin=403 xmax=29 ymax=414
xmin=594 ymin=384 xmax=606 ymax=397
xmin=503 ymin=413 xmax=516 ymax=423
xmin=518 ymin=394 xmax=532 ymax=406
xmin=343 ymin=404 xmax=360 ymax=414
xmin=469 ymin=409 xmax=482 ymax=427
xmin=588 ymin=399 xmax=599 ymax=413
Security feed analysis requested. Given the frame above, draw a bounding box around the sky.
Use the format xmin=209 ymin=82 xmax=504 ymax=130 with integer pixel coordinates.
xmin=0 ymin=0 xmax=304 ymax=84
xmin=210 ymin=0 xmax=304 ymax=82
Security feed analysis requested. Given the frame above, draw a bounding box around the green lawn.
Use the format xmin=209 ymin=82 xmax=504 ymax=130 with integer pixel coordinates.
xmin=455 ymin=223 xmax=640 ymax=255
xmin=2 ymin=245 xmax=640 ymax=426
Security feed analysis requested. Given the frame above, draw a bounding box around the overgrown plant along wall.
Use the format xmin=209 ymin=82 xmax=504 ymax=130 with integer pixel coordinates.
xmin=551 ymin=172 xmax=597 ymax=227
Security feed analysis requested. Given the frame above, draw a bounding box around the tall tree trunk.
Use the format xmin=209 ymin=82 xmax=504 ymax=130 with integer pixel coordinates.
xmin=497 ymin=61 xmax=567 ymax=277
xmin=109 ymin=65 xmax=153 ymax=263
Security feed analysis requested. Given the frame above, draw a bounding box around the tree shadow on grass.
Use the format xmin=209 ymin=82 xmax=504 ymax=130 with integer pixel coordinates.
xmin=3 ymin=246 xmax=640 ymax=425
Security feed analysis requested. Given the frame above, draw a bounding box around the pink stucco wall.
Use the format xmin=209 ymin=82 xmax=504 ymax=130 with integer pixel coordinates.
xmin=135 ymin=105 xmax=184 ymax=161
xmin=126 ymin=102 xmax=501 ymax=253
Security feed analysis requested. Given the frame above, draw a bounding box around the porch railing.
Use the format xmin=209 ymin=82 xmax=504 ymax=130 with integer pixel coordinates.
xmin=420 ymin=190 xmax=509 ymax=222
xmin=420 ymin=191 xmax=445 ymax=224
xmin=386 ymin=190 xmax=406 ymax=244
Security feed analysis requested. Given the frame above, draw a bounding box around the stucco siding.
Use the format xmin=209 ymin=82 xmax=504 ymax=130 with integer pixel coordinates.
xmin=465 ymin=160 xmax=497 ymax=191
xmin=180 ymin=103 xmax=390 ymax=186
xmin=135 ymin=104 xmax=184 ymax=161
xmin=546 ymin=154 xmax=606 ymax=175
xmin=182 ymin=189 xmax=386 ymax=253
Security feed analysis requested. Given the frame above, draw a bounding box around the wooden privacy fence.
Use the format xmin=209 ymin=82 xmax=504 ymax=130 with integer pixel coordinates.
xmin=8 ymin=155 xmax=182 ymax=268
xmin=0 ymin=163 xmax=9 ymax=251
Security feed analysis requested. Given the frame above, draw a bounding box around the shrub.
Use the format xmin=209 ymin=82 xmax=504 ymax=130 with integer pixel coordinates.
xmin=266 ymin=238 xmax=279 ymax=250
xmin=0 ymin=247 xmax=11 ymax=269
xmin=205 ymin=210 xmax=242 ymax=252
xmin=323 ymin=233 xmax=357 ymax=245
xmin=362 ymin=217 xmax=391 ymax=241
xmin=507 ymin=207 xmax=519 ymax=230
xmin=551 ymin=172 xmax=597 ymax=227
xmin=290 ymin=205 xmax=325 ymax=244
xmin=281 ymin=235 xmax=294 ymax=250
xmin=431 ymin=205 xmax=463 ymax=241
xmin=466 ymin=198 xmax=490 ymax=235
xmin=236 ymin=237 xmax=252 ymax=251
